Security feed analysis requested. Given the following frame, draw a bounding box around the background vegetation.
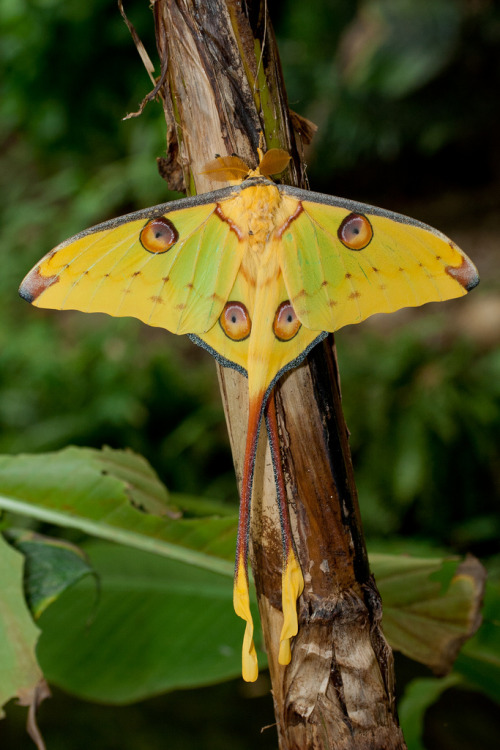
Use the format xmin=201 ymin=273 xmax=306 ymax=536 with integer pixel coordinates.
xmin=0 ymin=0 xmax=499 ymax=747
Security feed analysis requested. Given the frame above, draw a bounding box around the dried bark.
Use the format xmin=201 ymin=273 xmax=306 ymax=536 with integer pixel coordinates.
xmin=149 ymin=1 xmax=407 ymax=747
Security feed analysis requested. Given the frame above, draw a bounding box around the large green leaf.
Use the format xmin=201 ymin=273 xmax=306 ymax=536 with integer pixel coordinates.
xmin=36 ymin=540 xmax=260 ymax=703
xmin=453 ymin=576 xmax=500 ymax=704
xmin=0 ymin=447 xmax=236 ymax=576
xmin=0 ymin=534 xmax=43 ymax=715
xmin=0 ymin=446 xmax=487 ymax=699
xmin=398 ymin=673 xmax=462 ymax=750
xmin=33 ymin=543 xmax=488 ymax=705
xmin=0 ymin=534 xmax=49 ymax=748
xmin=372 ymin=553 xmax=485 ymax=674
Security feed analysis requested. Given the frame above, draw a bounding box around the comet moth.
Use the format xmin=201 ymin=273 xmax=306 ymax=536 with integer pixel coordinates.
xmin=19 ymin=147 xmax=479 ymax=681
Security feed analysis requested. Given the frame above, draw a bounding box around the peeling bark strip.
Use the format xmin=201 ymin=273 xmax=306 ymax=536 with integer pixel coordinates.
xmin=151 ymin=1 xmax=406 ymax=747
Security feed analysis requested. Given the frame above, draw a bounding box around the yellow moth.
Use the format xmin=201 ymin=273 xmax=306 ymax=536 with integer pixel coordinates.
xmin=20 ymin=148 xmax=479 ymax=681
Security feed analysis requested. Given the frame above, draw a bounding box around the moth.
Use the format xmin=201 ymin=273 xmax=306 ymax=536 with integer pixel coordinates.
xmin=19 ymin=148 xmax=479 ymax=681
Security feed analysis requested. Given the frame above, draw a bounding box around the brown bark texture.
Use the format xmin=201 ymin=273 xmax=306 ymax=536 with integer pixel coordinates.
xmin=149 ymin=1 xmax=407 ymax=747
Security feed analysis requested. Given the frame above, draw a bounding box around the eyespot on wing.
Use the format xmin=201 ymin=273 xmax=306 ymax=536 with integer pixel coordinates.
xmin=140 ymin=217 xmax=179 ymax=254
xmin=338 ymin=213 xmax=373 ymax=250
xmin=273 ymin=301 xmax=301 ymax=341
xmin=219 ymin=301 xmax=252 ymax=341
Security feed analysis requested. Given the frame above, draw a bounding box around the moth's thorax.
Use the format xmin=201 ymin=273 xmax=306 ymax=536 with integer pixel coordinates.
xmin=219 ymin=183 xmax=300 ymax=260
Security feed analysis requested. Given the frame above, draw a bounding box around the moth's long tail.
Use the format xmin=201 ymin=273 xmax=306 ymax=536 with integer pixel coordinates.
xmin=233 ymin=392 xmax=262 ymax=683
xmin=265 ymin=393 xmax=304 ymax=665
xmin=232 ymin=268 xmax=306 ymax=681
xmin=233 ymin=387 xmax=304 ymax=682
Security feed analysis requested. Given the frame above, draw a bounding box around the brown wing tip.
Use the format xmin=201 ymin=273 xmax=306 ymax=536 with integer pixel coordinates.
xmin=19 ymin=267 xmax=58 ymax=303
xmin=446 ymin=255 xmax=480 ymax=292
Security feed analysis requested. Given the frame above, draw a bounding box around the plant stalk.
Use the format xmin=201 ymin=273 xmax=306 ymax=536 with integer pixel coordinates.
xmin=149 ymin=1 xmax=406 ymax=746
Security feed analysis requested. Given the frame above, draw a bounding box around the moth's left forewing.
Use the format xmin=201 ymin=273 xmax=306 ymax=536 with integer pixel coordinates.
xmin=22 ymin=218 xmax=150 ymax=312
xmin=20 ymin=188 xmax=246 ymax=335
xmin=278 ymin=186 xmax=479 ymax=333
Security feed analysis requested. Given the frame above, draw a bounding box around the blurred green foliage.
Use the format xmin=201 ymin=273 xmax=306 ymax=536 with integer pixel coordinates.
xmin=1 ymin=0 xmax=499 ymax=747
xmin=279 ymin=0 xmax=500 ymax=193
xmin=338 ymin=321 xmax=500 ymax=551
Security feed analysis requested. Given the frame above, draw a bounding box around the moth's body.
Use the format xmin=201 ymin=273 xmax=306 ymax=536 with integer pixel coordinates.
xmin=19 ymin=151 xmax=479 ymax=682
xmin=198 ymin=182 xmax=321 ymax=408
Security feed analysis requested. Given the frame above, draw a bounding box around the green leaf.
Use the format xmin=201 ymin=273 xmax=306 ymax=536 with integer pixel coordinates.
xmin=0 ymin=447 xmax=487 ymax=691
xmin=0 ymin=533 xmax=49 ymax=745
xmin=170 ymin=492 xmax=238 ymax=518
xmin=35 ymin=541 xmax=487 ymax=705
xmin=454 ymin=576 xmax=500 ymax=703
xmin=398 ymin=673 xmax=462 ymax=750
xmin=0 ymin=447 xmax=236 ymax=576
xmin=37 ymin=540 xmax=260 ymax=703
xmin=8 ymin=530 xmax=94 ymax=619
xmin=371 ymin=553 xmax=485 ymax=672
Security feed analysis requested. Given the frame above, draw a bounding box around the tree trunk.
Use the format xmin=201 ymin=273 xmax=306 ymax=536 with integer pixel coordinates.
xmin=150 ymin=1 xmax=406 ymax=747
